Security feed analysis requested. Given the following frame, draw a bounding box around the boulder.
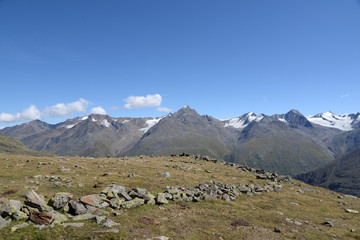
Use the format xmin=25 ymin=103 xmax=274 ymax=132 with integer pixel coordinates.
xmin=161 ymin=172 xmax=171 ymax=178
xmin=49 ymin=192 xmax=73 ymax=210
xmin=103 ymin=218 xmax=119 ymax=227
xmin=156 ymin=193 xmax=169 ymax=204
xmin=0 ymin=216 xmax=10 ymax=230
xmin=30 ymin=211 xmax=52 ymax=225
xmin=69 ymin=201 xmax=88 ymax=215
xmin=80 ymin=194 xmax=103 ymax=208
xmin=122 ymin=198 xmax=145 ymax=209
xmin=25 ymin=190 xmax=47 ymax=210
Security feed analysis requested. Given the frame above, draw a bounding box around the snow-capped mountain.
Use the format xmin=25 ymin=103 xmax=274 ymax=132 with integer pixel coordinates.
xmin=307 ymin=111 xmax=360 ymax=131
xmin=224 ymin=112 xmax=264 ymax=129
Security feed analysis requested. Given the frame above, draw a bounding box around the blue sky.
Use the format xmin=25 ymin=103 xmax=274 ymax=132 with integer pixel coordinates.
xmin=1 ymin=0 xmax=360 ymax=128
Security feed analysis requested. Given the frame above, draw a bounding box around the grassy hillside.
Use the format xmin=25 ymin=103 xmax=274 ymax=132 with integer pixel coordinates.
xmin=0 ymin=154 xmax=359 ymax=239
xmin=296 ymin=147 xmax=360 ymax=197
xmin=0 ymin=134 xmax=53 ymax=157
xmin=225 ymin=136 xmax=332 ymax=176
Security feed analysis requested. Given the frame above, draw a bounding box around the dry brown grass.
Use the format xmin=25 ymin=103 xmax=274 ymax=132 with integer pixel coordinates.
xmin=0 ymin=154 xmax=359 ymax=240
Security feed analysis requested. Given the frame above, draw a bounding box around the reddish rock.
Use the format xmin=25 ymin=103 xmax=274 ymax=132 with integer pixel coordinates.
xmin=80 ymin=194 xmax=102 ymax=207
xmin=30 ymin=211 xmax=52 ymax=225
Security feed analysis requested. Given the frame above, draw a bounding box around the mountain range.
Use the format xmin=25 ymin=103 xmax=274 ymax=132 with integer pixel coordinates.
xmin=1 ymin=106 xmax=360 ymax=177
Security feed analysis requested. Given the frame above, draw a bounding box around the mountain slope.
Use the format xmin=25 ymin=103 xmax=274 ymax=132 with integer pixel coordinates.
xmin=0 ymin=134 xmax=53 ymax=157
xmin=296 ymin=147 xmax=360 ymax=197
xmin=223 ymin=112 xmax=334 ymax=176
xmin=124 ymin=106 xmax=237 ymax=158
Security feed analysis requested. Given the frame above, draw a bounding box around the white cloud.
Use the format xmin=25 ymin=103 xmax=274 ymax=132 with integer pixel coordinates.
xmin=157 ymin=107 xmax=172 ymax=112
xmin=340 ymin=94 xmax=350 ymax=98
xmin=0 ymin=105 xmax=41 ymax=122
xmin=91 ymin=106 xmax=107 ymax=115
xmin=124 ymin=94 xmax=162 ymax=109
xmin=43 ymin=98 xmax=90 ymax=117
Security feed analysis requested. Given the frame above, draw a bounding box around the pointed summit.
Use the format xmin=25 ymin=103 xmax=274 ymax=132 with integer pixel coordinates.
xmin=284 ymin=109 xmax=312 ymax=127
xmin=173 ymin=105 xmax=198 ymax=117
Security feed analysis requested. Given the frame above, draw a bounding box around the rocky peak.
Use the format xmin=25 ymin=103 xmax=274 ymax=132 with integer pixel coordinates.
xmin=284 ymin=110 xmax=312 ymax=127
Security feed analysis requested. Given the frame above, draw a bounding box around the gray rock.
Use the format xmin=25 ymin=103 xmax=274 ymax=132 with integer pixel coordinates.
xmin=101 ymin=184 xmax=126 ymax=196
xmin=121 ymin=198 xmax=145 ymax=208
xmin=49 ymin=192 xmax=73 ymax=210
xmin=274 ymin=227 xmax=282 ymax=233
xmin=62 ymin=222 xmax=84 ymax=228
xmin=109 ymin=198 xmax=122 ymax=209
xmin=0 ymin=216 xmax=10 ymax=230
xmin=103 ymin=218 xmax=119 ymax=227
xmin=160 ymin=171 xmax=170 ymax=178
xmin=25 ymin=190 xmax=47 ymax=210
xmin=72 ymin=213 xmax=95 ymax=221
xmin=11 ymin=222 xmax=29 ymax=232
xmin=69 ymin=201 xmax=88 ymax=215
xmin=118 ymin=191 xmax=132 ymax=201
xmin=156 ymin=193 xmax=169 ymax=204
xmin=94 ymin=215 xmax=106 ymax=224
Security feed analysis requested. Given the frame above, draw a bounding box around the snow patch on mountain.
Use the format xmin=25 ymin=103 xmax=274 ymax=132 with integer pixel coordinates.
xmin=122 ymin=120 xmax=130 ymax=124
xmin=101 ymin=119 xmax=111 ymax=128
xmin=66 ymin=124 xmax=76 ymax=129
xmin=224 ymin=112 xmax=263 ymax=129
xmin=307 ymin=111 xmax=353 ymax=131
xmin=81 ymin=116 xmax=88 ymax=121
xmin=140 ymin=117 xmax=163 ymax=133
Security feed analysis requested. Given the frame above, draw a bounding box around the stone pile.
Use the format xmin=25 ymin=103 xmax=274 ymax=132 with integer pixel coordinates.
xmin=0 ymin=178 xmax=286 ymax=231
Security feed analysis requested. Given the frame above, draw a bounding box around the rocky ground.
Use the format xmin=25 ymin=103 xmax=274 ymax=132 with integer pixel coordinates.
xmin=0 ymin=154 xmax=359 ymax=239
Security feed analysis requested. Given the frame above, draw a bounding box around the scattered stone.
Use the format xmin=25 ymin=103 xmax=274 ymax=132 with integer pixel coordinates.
xmin=149 ymin=236 xmax=170 ymax=240
xmin=24 ymin=190 xmax=47 ymax=210
xmin=94 ymin=215 xmax=106 ymax=224
xmin=290 ymin=202 xmax=300 ymax=206
xmin=102 ymin=218 xmax=119 ymax=227
xmin=274 ymin=227 xmax=282 ymax=233
xmin=80 ymin=194 xmax=103 ymax=208
xmin=111 ymin=209 xmax=123 ymax=216
xmin=156 ymin=193 xmax=169 ymax=204
xmin=128 ymin=173 xmax=137 ymax=178
xmin=122 ymin=198 xmax=145 ymax=208
xmin=30 ymin=211 xmax=52 ymax=225
xmin=138 ymin=217 xmax=160 ymax=225
xmin=94 ymin=228 xmax=119 ymax=233
xmin=68 ymin=201 xmax=88 ymax=215
xmin=0 ymin=216 xmax=10 ymax=230
xmin=160 ymin=172 xmax=171 ymax=178
xmin=86 ymin=205 xmax=109 ymax=216
xmin=345 ymin=209 xmax=359 ymax=214
xmin=62 ymin=222 xmax=85 ymax=228
xmin=11 ymin=222 xmax=29 ymax=232
xmin=49 ymin=192 xmax=73 ymax=210
xmin=322 ymin=220 xmax=335 ymax=227
xmin=72 ymin=213 xmax=95 ymax=221
xmin=231 ymin=219 xmax=249 ymax=227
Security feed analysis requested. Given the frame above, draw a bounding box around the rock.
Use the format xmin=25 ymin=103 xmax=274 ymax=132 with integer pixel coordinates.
xmin=118 ymin=191 xmax=132 ymax=201
xmin=85 ymin=205 xmax=109 ymax=216
xmin=294 ymin=220 xmax=302 ymax=226
xmin=111 ymin=209 xmax=123 ymax=216
xmin=49 ymin=211 xmax=68 ymax=226
xmin=94 ymin=228 xmax=119 ymax=233
xmin=150 ymin=236 xmax=170 ymax=240
xmin=11 ymin=222 xmax=29 ymax=232
xmin=25 ymin=190 xmax=47 ymax=210
xmin=0 ymin=216 xmax=10 ymax=230
xmin=156 ymin=193 xmax=169 ymax=204
xmin=0 ymin=198 xmax=11 ymax=217
xmin=160 ymin=171 xmax=171 ymax=178
xmin=345 ymin=209 xmax=359 ymax=214
xmin=80 ymin=194 xmax=103 ymax=208
xmin=142 ymin=193 xmax=155 ymax=202
xmin=222 ymin=194 xmax=230 ymax=201
xmin=274 ymin=227 xmax=282 ymax=233
xmin=62 ymin=222 xmax=85 ymax=228
xmin=322 ymin=220 xmax=335 ymax=227
xmin=12 ymin=210 xmax=28 ymax=220
xmin=103 ymin=218 xmax=119 ymax=227
xmin=94 ymin=215 xmax=106 ymax=224
xmin=122 ymin=198 xmax=145 ymax=208
xmin=49 ymin=192 xmax=73 ymax=210
xmin=109 ymin=198 xmax=123 ymax=209
xmin=69 ymin=201 xmax=88 ymax=215
xmin=30 ymin=211 xmax=52 ymax=225
xmin=72 ymin=213 xmax=95 ymax=221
